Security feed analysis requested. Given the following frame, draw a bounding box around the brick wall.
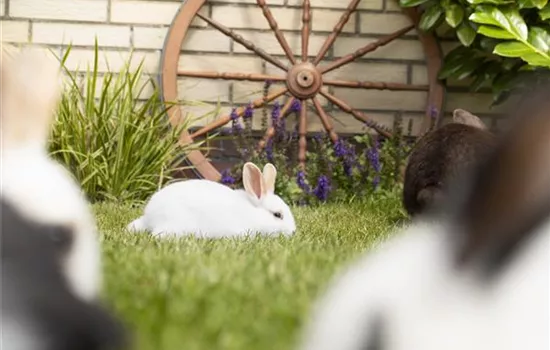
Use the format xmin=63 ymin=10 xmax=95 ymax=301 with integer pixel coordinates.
xmin=1 ymin=0 xmax=502 ymax=138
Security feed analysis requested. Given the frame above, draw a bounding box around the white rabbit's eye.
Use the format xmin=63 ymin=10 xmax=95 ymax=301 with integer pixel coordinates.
xmin=273 ymin=211 xmax=283 ymax=219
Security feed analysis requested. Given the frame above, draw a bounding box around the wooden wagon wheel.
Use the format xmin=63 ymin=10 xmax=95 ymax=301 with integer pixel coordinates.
xmin=160 ymin=0 xmax=445 ymax=181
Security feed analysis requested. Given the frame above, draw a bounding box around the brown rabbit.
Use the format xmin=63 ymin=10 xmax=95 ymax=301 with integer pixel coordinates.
xmin=402 ymin=109 xmax=498 ymax=217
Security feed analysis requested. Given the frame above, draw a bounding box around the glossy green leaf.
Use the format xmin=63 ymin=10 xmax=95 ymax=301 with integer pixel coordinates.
xmin=528 ymin=27 xmax=550 ymax=53
xmin=399 ymin=0 xmax=431 ymax=7
xmin=494 ymin=41 xmax=533 ymax=57
xmin=457 ymin=22 xmax=477 ymax=46
xmin=480 ymin=37 xmax=501 ymax=51
xmin=445 ymin=4 xmax=465 ymax=28
xmin=501 ymin=8 xmax=528 ymax=40
xmin=530 ymin=0 xmax=548 ymax=9
xmin=469 ymin=9 xmax=501 ymax=27
xmin=522 ymin=53 xmax=550 ymax=66
xmin=419 ymin=5 xmax=445 ymax=31
xmin=540 ymin=4 xmax=550 ymax=20
xmin=477 ymin=25 xmax=517 ymax=39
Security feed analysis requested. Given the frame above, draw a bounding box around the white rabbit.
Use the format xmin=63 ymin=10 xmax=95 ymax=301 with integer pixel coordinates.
xmin=297 ymin=86 xmax=550 ymax=350
xmin=1 ymin=47 xmax=125 ymax=350
xmin=127 ymin=162 xmax=297 ymax=238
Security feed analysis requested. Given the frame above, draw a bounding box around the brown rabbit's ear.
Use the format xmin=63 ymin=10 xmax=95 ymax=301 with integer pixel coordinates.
xmin=242 ymin=162 xmax=265 ymax=202
xmin=450 ymin=96 xmax=550 ymax=277
xmin=452 ymin=109 xmax=487 ymax=130
xmin=262 ymin=163 xmax=277 ymax=194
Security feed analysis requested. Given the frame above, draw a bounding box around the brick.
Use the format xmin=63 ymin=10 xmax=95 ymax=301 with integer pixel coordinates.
xmin=111 ymin=1 xmax=206 ymax=26
xmin=232 ymin=30 xmax=325 ymax=57
xmin=178 ymin=54 xmax=263 ymax=74
xmin=287 ymin=0 xmax=383 ymax=10
xmin=311 ymin=9 xmax=356 ymax=33
xmin=33 ymin=23 xmax=130 ymax=48
xmin=334 ymin=37 xmax=425 ymax=60
xmin=0 ymin=0 xmax=4 ymax=17
xmin=1 ymin=20 xmax=30 ymax=43
xmin=323 ymin=61 xmax=408 ymax=84
xmin=333 ymin=87 xmax=427 ymax=111
xmin=62 ymin=48 xmax=160 ymax=74
xmin=385 ymin=0 xmax=403 ymax=11
xmin=411 ymin=64 xmax=427 ymax=85
xmin=134 ymin=27 xmax=230 ymax=52
xmin=11 ymin=0 xmax=108 ymax=22
xmin=360 ymin=13 xmax=416 ymax=35
xmin=177 ymin=78 xmax=231 ymax=103
xmin=212 ymin=6 xmax=303 ymax=30
xmin=232 ymin=81 xmax=265 ymax=104
xmin=182 ymin=28 xmax=231 ymax=52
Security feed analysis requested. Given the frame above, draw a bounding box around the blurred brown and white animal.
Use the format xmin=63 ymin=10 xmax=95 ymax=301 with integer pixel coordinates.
xmin=403 ymin=109 xmax=497 ymax=217
xmin=1 ymin=47 xmax=126 ymax=350
xmin=297 ymin=84 xmax=550 ymax=350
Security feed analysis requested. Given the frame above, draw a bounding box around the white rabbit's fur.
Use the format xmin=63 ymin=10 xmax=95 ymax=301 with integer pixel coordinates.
xmin=128 ymin=163 xmax=296 ymax=238
xmin=298 ymin=219 xmax=549 ymax=350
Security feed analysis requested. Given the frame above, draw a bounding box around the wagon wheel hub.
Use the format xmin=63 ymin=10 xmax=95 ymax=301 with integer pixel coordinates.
xmin=286 ymin=62 xmax=322 ymax=99
xmin=161 ymin=0 xmax=446 ymax=181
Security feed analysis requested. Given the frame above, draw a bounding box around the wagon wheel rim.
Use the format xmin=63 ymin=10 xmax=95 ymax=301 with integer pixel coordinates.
xmin=160 ymin=0 xmax=445 ymax=181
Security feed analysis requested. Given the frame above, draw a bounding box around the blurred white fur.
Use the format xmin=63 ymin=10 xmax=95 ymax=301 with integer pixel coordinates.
xmin=298 ymin=218 xmax=549 ymax=350
xmin=1 ymin=47 xmax=101 ymax=301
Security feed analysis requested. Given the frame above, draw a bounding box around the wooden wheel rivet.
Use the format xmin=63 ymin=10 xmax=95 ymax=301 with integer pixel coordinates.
xmin=286 ymin=62 xmax=322 ymax=100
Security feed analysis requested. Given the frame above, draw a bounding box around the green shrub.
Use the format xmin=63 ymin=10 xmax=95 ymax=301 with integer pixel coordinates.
xmin=48 ymin=42 xmax=215 ymax=203
xmin=400 ymin=0 xmax=550 ymax=104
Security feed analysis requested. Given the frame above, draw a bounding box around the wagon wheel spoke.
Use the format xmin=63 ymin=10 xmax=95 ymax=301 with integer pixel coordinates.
xmin=319 ymin=24 xmax=414 ymax=74
xmin=301 ymin=0 xmax=311 ymax=62
xmin=320 ymin=90 xmax=392 ymax=138
xmin=313 ymin=0 xmax=360 ymax=65
xmin=298 ymin=99 xmax=308 ymax=170
xmin=178 ymin=70 xmax=286 ymax=83
xmin=323 ymin=79 xmax=429 ymax=91
xmin=257 ymin=0 xmax=296 ymax=64
xmin=312 ymin=98 xmax=338 ymax=143
xmin=190 ymin=87 xmax=288 ymax=139
xmin=257 ymin=97 xmax=295 ymax=151
xmin=196 ymin=13 xmax=289 ymax=71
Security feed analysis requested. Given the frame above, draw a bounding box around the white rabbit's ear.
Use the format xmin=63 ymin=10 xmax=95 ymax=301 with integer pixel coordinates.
xmin=452 ymin=109 xmax=487 ymax=130
xmin=262 ymin=163 xmax=277 ymax=194
xmin=243 ymin=162 xmax=265 ymax=201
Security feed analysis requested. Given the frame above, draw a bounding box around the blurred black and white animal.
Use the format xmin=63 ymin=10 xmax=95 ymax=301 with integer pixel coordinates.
xmin=1 ymin=47 xmax=127 ymax=350
xmin=402 ymin=109 xmax=497 ymax=217
xmin=297 ymin=84 xmax=550 ymax=350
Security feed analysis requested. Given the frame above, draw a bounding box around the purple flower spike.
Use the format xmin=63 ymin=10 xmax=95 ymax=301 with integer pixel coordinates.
xmin=271 ymin=101 xmax=281 ymax=124
xmin=230 ymin=108 xmax=239 ymax=121
xmin=291 ymin=99 xmax=301 ymax=113
xmin=244 ymin=103 xmax=254 ymax=119
xmin=296 ymin=170 xmax=311 ymax=194
xmin=313 ymin=175 xmax=331 ymax=201
xmin=266 ymin=139 xmax=274 ymax=163
xmin=334 ymin=139 xmax=348 ymax=158
xmin=221 ymin=169 xmax=235 ymax=185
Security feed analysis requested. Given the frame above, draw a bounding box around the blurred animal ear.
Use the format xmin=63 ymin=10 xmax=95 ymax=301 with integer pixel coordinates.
xmin=243 ymin=162 xmax=265 ymax=201
xmin=1 ymin=47 xmax=61 ymax=149
xmin=452 ymin=109 xmax=487 ymax=130
xmin=450 ymin=95 xmax=550 ymax=276
xmin=262 ymin=163 xmax=277 ymax=194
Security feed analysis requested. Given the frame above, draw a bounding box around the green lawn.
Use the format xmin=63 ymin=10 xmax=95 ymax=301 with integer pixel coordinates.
xmin=95 ymin=194 xmax=408 ymax=350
